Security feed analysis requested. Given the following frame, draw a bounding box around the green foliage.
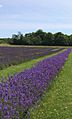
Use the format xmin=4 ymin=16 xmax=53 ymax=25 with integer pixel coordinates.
xmin=0 ymin=38 xmax=11 ymax=44
xmin=1 ymin=29 xmax=72 ymax=46
xmin=54 ymin=32 xmax=65 ymax=45
xmin=43 ymin=32 xmax=54 ymax=45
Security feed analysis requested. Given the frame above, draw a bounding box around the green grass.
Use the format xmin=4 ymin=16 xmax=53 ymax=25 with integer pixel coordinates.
xmin=0 ymin=49 xmax=66 ymax=80
xmin=30 ymin=52 xmax=72 ymax=119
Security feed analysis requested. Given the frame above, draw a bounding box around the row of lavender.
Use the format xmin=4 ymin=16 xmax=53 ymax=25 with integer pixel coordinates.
xmin=0 ymin=48 xmax=71 ymax=119
xmin=0 ymin=46 xmax=64 ymax=70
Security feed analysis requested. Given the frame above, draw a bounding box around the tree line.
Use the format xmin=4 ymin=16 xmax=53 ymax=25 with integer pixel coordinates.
xmin=1 ymin=29 xmax=72 ymax=46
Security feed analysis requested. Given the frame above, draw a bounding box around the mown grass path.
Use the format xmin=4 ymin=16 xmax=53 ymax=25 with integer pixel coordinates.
xmin=30 ymin=52 xmax=72 ymax=119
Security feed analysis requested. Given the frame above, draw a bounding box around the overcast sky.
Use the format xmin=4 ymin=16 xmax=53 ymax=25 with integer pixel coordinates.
xmin=0 ymin=0 xmax=72 ymax=37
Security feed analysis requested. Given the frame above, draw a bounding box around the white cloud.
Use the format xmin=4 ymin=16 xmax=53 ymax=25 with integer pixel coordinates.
xmin=0 ymin=4 xmax=3 ymax=8
xmin=0 ymin=0 xmax=72 ymax=37
xmin=1 ymin=21 xmax=72 ymax=37
xmin=0 ymin=21 xmax=72 ymax=30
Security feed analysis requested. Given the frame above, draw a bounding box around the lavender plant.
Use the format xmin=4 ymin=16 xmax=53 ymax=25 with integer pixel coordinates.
xmin=0 ymin=46 xmax=64 ymax=70
xmin=0 ymin=48 xmax=71 ymax=118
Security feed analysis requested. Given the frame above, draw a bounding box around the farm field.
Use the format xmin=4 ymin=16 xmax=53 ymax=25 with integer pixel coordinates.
xmin=1 ymin=0 xmax=72 ymax=118
xmin=0 ymin=46 xmax=71 ymax=119
xmin=0 ymin=46 xmax=64 ymax=70
xmin=0 ymin=47 xmax=66 ymax=80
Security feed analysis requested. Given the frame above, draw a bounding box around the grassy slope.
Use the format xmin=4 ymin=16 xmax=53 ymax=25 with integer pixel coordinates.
xmin=30 ymin=52 xmax=72 ymax=119
xmin=0 ymin=49 xmax=66 ymax=80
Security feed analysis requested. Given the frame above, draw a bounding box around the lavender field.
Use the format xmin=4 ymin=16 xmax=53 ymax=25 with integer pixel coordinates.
xmin=0 ymin=47 xmax=71 ymax=119
xmin=1 ymin=0 xmax=72 ymax=118
xmin=0 ymin=46 xmax=64 ymax=70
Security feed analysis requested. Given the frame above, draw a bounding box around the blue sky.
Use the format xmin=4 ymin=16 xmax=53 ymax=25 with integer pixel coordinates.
xmin=0 ymin=0 xmax=72 ymax=37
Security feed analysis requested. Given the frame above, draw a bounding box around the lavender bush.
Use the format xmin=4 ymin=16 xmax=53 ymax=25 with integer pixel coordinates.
xmin=0 ymin=46 xmax=64 ymax=70
xmin=0 ymin=48 xmax=71 ymax=119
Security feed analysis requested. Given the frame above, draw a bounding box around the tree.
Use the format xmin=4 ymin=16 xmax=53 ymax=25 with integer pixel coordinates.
xmin=64 ymin=35 xmax=69 ymax=46
xmin=10 ymin=30 xmax=72 ymax=46
xmin=43 ymin=32 xmax=54 ymax=45
xmin=11 ymin=32 xmax=24 ymax=45
xmin=54 ymin=32 xmax=64 ymax=45
xmin=69 ymin=34 xmax=72 ymax=46
xmin=35 ymin=29 xmax=45 ymax=44
xmin=12 ymin=34 xmax=18 ymax=44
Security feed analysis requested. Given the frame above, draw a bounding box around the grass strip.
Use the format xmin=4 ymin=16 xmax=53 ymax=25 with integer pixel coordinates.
xmin=0 ymin=49 xmax=66 ymax=79
xmin=30 ymin=51 xmax=72 ymax=119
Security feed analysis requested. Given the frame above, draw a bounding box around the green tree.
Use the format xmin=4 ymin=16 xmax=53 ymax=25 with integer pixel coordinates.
xmin=69 ymin=34 xmax=72 ymax=46
xmin=54 ymin=32 xmax=64 ymax=45
xmin=43 ymin=32 xmax=54 ymax=45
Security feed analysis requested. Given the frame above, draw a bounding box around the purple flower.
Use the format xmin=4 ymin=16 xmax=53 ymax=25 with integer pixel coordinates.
xmin=0 ymin=48 xmax=71 ymax=118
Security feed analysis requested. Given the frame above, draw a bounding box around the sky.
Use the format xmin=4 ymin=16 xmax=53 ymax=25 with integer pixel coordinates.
xmin=0 ymin=0 xmax=72 ymax=37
